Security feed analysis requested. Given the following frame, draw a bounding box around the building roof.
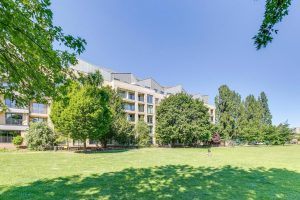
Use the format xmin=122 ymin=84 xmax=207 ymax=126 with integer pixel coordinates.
xmin=72 ymin=59 xmax=209 ymax=101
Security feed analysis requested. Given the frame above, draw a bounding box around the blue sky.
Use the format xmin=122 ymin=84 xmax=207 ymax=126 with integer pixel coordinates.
xmin=51 ymin=0 xmax=300 ymax=127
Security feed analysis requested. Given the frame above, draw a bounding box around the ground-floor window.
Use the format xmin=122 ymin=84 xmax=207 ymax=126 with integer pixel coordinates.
xmin=89 ymin=139 xmax=98 ymax=145
xmin=73 ymin=140 xmax=83 ymax=146
xmin=0 ymin=131 xmax=21 ymax=143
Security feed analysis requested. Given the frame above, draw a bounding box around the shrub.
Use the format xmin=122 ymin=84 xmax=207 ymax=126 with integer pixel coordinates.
xmin=26 ymin=122 xmax=56 ymax=151
xmin=12 ymin=135 xmax=23 ymax=147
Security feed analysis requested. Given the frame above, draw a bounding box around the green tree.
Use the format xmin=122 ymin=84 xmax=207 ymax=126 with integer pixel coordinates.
xmin=135 ymin=120 xmax=151 ymax=147
xmin=26 ymin=122 xmax=56 ymax=151
xmin=78 ymin=70 xmax=103 ymax=87
xmin=215 ymin=85 xmax=242 ymax=140
xmin=258 ymin=92 xmax=272 ymax=125
xmin=262 ymin=124 xmax=277 ymax=145
xmin=51 ymin=72 xmax=114 ymax=149
xmin=156 ymin=93 xmax=212 ymax=146
xmin=102 ymin=85 xmax=136 ymax=146
xmin=50 ymin=80 xmax=77 ymax=148
xmin=111 ymin=117 xmax=135 ymax=145
xmin=274 ymin=122 xmax=292 ymax=145
xmin=0 ymin=0 xmax=86 ymax=106
xmin=254 ymin=0 xmax=292 ymax=49
xmin=62 ymin=84 xmax=112 ymax=149
xmin=238 ymin=95 xmax=264 ymax=143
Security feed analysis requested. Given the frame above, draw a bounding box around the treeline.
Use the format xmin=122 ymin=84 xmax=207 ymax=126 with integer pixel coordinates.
xmin=215 ymin=85 xmax=292 ymax=145
xmin=48 ymin=71 xmax=150 ymax=150
xmin=26 ymin=73 xmax=292 ymax=150
xmin=154 ymin=85 xmax=292 ymax=146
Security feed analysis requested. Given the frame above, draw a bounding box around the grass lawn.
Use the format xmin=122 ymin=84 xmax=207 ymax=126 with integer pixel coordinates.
xmin=0 ymin=146 xmax=300 ymax=200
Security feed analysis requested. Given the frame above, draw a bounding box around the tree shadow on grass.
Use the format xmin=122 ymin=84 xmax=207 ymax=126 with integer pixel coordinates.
xmin=1 ymin=165 xmax=300 ymax=200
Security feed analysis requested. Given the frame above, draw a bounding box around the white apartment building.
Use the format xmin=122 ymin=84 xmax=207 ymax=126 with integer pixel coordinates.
xmin=0 ymin=59 xmax=215 ymax=148
xmin=72 ymin=60 xmax=216 ymax=144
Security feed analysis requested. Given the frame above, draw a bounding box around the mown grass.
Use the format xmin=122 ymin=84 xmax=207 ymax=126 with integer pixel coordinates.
xmin=0 ymin=146 xmax=300 ymax=199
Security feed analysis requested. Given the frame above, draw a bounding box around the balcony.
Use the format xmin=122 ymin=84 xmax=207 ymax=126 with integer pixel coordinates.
xmin=30 ymin=103 xmax=48 ymax=117
xmin=7 ymin=107 xmax=29 ymax=114
xmin=123 ymin=103 xmax=135 ymax=112
xmin=0 ymin=124 xmax=29 ymax=131
xmin=4 ymin=99 xmax=29 ymax=113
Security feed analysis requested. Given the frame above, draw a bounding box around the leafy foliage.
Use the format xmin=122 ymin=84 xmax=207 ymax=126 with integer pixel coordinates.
xmin=0 ymin=0 xmax=86 ymax=106
xmin=12 ymin=135 xmax=23 ymax=146
xmin=215 ymin=85 xmax=241 ymax=140
xmin=156 ymin=93 xmax=213 ymax=146
xmin=112 ymin=117 xmax=135 ymax=145
xmin=135 ymin=120 xmax=151 ymax=147
xmin=51 ymin=81 xmax=112 ymax=149
xmin=254 ymin=0 xmax=292 ymax=49
xmin=258 ymin=92 xmax=272 ymax=125
xmin=26 ymin=122 xmax=56 ymax=151
xmin=50 ymin=72 xmax=136 ymax=148
xmin=215 ymin=85 xmax=292 ymax=145
xmin=102 ymin=86 xmax=135 ymax=146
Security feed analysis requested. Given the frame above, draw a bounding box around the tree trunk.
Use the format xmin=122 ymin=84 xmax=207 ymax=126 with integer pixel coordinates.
xmin=102 ymin=141 xmax=107 ymax=149
xmin=67 ymin=137 xmax=69 ymax=151
xmin=83 ymin=141 xmax=87 ymax=151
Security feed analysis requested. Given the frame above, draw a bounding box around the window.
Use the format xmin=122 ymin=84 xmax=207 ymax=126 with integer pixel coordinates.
xmin=147 ymin=95 xmax=153 ymax=104
xmin=89 ymin=139 xmax=98 ymax=145
xmin=31 ymin=103 xmax=47 ymax=114
xmin=147 ymin=105 xmax=153 ymax=114
xmin=30 ymin=117 xmax=47 ymax=123
xmin=211 ymin=116 xmax=214 ymax=122
xmin=138 ymin=104 xmax=144 ymax=112
xmin=127 ymin=114 xmax=135 ymax=122
xmin=128 ymin=92 xmax=135 ymax=100
xmin=0 ymin=131 xmax=20 ymax=143
xmin=138 ymin=94 xmax=144 ymax=102
xmin=73 ymin=140 xmax=83 ymax=146
xmin=124 ymin=103 xmax=135 ymax=111
xmin=5 ymin=113 xmax=23 ymax=125
xmin=5 ymin=99 xmax=17 ymax=108
xmin=210 ymin=109 xmax=214 ymax=115
xmin=147 ymin=116 xmax=153 ymax=124
xmin=118 ymin=90 xmax=126 ymax=98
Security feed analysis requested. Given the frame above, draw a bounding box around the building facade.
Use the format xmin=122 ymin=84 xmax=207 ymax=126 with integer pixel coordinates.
xmin=0 ymin=59 xmax=215 ymax=148
xmin=72 ymin=60 xmax=216 ymax=145
xmin=0 ymin=98 xmax=50 ymax=148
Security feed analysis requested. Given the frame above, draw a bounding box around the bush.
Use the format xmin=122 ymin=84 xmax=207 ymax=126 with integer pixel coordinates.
xmin=26 ymin=122 xmax=56 ymax=151
xmin=12 ymin=135 xmax=23 ymax=147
